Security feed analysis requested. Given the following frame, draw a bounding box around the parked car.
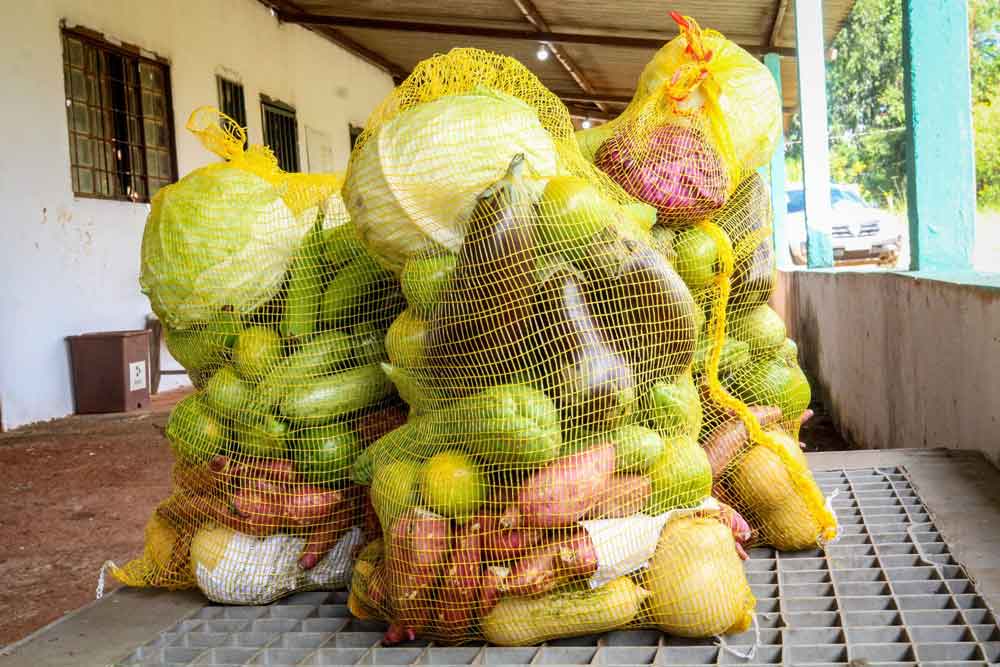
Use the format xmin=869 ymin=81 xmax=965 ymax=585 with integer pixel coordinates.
xmin=785 ymin=183 xmax=902 ymax=265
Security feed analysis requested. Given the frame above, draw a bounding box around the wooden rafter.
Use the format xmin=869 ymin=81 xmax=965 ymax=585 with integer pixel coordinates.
xmin=509 ymin=0 xmax=608 ymax=113
xmin=769 ymin=0 xmax=791 ymax=49
xmin=275 ymin=10 xmax=797 ymax=56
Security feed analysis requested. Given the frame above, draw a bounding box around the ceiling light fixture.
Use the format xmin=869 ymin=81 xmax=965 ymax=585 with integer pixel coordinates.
xmin=581 ymin=119 xmax=592 ymax=129
xmin=536 ymin=45 xmax=549 ymax=61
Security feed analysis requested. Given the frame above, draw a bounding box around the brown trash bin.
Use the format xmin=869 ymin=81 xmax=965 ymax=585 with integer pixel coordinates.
xmin=66 ymin=330 xmax=151 ymax=414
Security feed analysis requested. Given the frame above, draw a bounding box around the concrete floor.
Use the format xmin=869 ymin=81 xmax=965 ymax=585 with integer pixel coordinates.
xmin=2 ymin=448 xmax=999 ymax=666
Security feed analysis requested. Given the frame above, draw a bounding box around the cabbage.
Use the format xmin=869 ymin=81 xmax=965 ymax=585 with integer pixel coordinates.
xmin=140 ymin=165 xmax=310 ymax=328
xmin=344 ymin=88 xmax=558 ymax=274
xmin=594 ymin=124 xmax=727 ymax=226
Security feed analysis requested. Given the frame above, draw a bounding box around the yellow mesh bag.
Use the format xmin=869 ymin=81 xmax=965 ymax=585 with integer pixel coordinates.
xmin=576 ymin=14 xmax=782 ymax=227
xmin=682 ymin=172 xmax=838 ymax=554
xmin=343 ymin=48 xmax=757 ymax=645
xmin=110 ymin=107 xmax=406 ymax=603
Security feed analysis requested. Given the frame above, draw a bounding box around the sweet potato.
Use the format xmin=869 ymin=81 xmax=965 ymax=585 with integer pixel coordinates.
xmin=384 ymin=508 xmax=452 ymax=644
xmin=436 ymin=520 xmax=483 ymax=640
xmin=188 ymin=493 xmax=273 ymax=537
xmin=174 ymin=461 xmax=217 ymax=496
xmin=478 ymin=513 xmax=545 ymax=563
xmin=479 ymin=565 xmax=509 ymax=616
xmin=701 ymin=406 xmax=782 ymax=477
xmin=584 ymin=474 xmax=652 ymax=519
xmin=357 ymin=403 xmax=409 ymax=446
xmin=500 ymin=444 xmax=616 ymax=529
xmin=299 ymin=486 xmax=361 ymax=570
xmin=503 ymin=549 xmax=558 ymax=596
xmin=231 ymin=485 xmax=342 ymax=529
xmin=717 ymin=501 xmax=752 ymax=560
xmin=504 ymin=529 xmax=599 ymax=596
xmin=208 ymin=455 xmax=299 ymax=492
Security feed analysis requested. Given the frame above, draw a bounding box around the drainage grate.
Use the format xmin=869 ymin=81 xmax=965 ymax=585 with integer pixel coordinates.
xmin=118 ymin=467 xmax=1000 ymax=666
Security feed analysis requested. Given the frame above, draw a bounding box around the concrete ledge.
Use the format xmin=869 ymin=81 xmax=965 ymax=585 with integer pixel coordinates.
xmin=0 ymin=586 xmax=204 ymax=666
xmin=775 ymin=269 xmax=1000 ymax=468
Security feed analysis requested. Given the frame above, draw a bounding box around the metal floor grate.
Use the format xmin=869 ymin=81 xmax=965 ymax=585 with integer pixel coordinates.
xmin=119 ymin=467 xmax=1000 ymax=666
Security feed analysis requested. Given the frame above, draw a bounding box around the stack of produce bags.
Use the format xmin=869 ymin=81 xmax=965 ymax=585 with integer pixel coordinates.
xmin=110 ymin=108 xmax=406 ymax=604
xmin=578 ymin=13 xmax=838 ymax=554
xmin=117 ymin=11 xmax=840 ymax=646
xmin=340 ymin=13 xmax=838 ymax=645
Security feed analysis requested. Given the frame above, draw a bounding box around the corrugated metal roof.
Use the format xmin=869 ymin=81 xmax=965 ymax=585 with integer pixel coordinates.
xmin=266 ymin=0 xmax=856 ymax=126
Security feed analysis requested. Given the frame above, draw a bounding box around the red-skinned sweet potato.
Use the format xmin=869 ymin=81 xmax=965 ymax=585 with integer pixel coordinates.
xmin=298 ymin=486 xmax=362 ymax=570
xmin=500 ymin=444 xmax=616 ymax=529
xmin=436 ymin=520 xmax=483 ymax=640
xmin=384 ymin=508 xmax=452 ymax=644
xmin=478 ymin=513 xmax=545 ymax=563
xmin=503 ymin=529 xmax=599 ymax=596
xmin=584 ymin=474 xmax=652 ymax=519
xmin=701 ymin=406 xmax=782 ymax=477
xmin=717 ymin=501 xmax=752 ymax=560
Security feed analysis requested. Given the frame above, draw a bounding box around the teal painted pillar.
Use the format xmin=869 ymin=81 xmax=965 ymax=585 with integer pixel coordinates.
xmin=794 ymin=0 xmax=834 ymax=268
xmin=764 ymin=53 xmax=790 ymax=269
xmin=902 ymin=0 xmax=975 ymax=271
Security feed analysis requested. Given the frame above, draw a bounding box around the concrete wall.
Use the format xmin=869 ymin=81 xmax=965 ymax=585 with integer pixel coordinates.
xmin=779 ymin=271 xmax=1000 ymax=467
xmin=0 ymin=0 xmax=394 ymax=430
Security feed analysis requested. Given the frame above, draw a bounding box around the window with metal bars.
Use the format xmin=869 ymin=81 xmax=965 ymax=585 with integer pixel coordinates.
xmin=216 ymin=76 xmax=247 ymax=146
xmin=61 ymin=27 xmax=176 ymax=202
xmin=261 ymin=98 xmax=299 ymax=172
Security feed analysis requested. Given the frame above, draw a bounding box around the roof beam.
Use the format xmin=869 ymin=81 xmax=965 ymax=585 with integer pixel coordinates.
xmin=562 ymin=104 xmax=616 ymax=120
xmin=510 ymin=0 xmax=607 ymax=112
xmin=275 ymin=10 xmax=797 ymax=56
xmin=551 ymin=90 xmax=632 ymax=104
xmin=769 ymin=0 xmax=791 ymax=49
xmin=265 ymin=0 xmax=408 ymax=77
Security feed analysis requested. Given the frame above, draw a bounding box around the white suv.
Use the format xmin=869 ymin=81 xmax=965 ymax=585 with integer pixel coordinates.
xmin=785 ymin=183 xmax=902 ymax=266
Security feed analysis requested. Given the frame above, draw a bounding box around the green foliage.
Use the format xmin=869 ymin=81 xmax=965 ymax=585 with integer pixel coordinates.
xmin=972 ymin=0 xmax=1000 ymax=208
xmin=974 ymin=99 xmax=1000 ymax=208
xmin=971 ymin=0 xmax=1000 ymax=105
xmin=785 ymin=0 xmax=1000 ymax=209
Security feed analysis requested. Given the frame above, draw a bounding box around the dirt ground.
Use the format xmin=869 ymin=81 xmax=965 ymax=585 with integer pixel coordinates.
xmin=0 ymin=385 xmax=852 ymax=647
xmin=0 ymin=388 xmax=188 ymax=647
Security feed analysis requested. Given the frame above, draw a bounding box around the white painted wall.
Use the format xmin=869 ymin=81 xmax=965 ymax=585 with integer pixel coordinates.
xmin=780 ymin=271 xmax=1000 ymax=468
xmin=0 ymin=0 xmax=394 ymax=429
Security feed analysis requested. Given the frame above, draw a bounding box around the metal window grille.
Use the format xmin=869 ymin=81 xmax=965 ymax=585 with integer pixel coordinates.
xmin=61 ymin=27 xmax=176 ymax=202
xmin=261 ymin=98 xmax=299 ymax=172
xmin=216 ymin=76 xmax=247 ymax=147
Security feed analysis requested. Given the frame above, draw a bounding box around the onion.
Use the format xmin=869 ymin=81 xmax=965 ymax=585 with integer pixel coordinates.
xmin=594 ymin=124 xmax=728 ymax=226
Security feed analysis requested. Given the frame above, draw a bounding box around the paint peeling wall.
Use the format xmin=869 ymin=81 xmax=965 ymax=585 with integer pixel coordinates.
xmin=780 ymin=271 xmax=1000 ymax=468
xmin=0 ymin=0 xmax=394 ymax=429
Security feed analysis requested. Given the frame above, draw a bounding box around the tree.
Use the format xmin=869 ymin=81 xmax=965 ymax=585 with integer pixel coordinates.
xmin=786 ymin=0 xmax=1000 ymax=208
xmin=971 ymin=0 xmax=1000 ymax=208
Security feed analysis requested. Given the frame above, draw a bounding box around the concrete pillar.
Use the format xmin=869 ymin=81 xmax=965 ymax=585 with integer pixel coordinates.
xmin=764 ymin=53 xmax=790 ymax=269
xmin=794 ymin=0 xmax=834 ymax=268
xmin=902 ymin=0 xmax=976 ymax=271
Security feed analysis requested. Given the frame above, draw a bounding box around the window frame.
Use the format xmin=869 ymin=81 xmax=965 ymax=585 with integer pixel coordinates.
xmin=260 ymin=95 xmax=300 ymax=173
xmin=61 ymin=25 xmax=178 ymax=203
xmin=216 ymin=75 xmax=248 ymax=145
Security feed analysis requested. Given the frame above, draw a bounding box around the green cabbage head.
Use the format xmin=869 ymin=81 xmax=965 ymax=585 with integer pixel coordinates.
xmin=140 ymin=165 xmax=310 ymax=329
